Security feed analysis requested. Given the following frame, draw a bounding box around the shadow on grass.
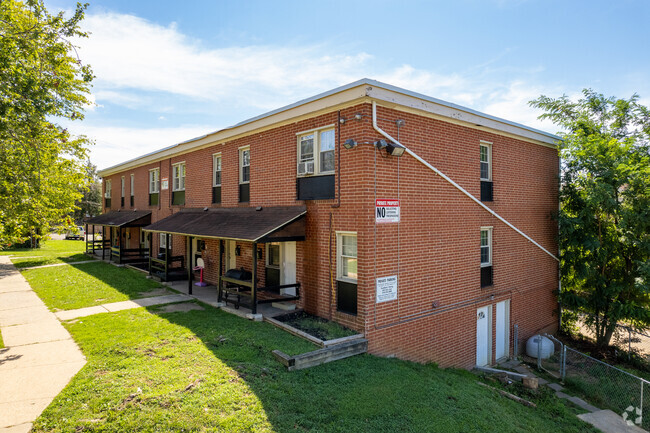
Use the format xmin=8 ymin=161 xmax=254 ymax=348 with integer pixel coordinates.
xmin=13 ymin=253 xmax=91 ymax=269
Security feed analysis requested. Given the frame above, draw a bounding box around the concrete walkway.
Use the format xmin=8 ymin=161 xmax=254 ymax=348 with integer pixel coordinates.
xmin=54 ymin=293 xmax=193 ymax=321
xmin=0 ymin=256 xmax=86 ymax=433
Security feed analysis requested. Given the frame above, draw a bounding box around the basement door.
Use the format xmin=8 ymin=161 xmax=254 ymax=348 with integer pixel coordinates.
xmin=495 ymin=300 xmax=510 ymax=361
xmin=265 ymin=242 xmax=297 ymax=295
xmin=476 ymin=306 xmax=491 ymax=366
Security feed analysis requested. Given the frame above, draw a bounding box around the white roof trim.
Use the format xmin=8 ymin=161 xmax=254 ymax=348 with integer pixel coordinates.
xmin=98 ymin=78 xmax=560 ymax=177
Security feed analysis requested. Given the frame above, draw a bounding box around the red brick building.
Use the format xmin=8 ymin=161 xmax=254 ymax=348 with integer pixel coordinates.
xmin=94 ymin=79 xmax=560 ymax=368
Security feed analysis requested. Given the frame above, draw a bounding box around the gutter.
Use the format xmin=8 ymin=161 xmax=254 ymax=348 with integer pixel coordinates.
xmin=371 ymin=101 xmax=559 ymax=262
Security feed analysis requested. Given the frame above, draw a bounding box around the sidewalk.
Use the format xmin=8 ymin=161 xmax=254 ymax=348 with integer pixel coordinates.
xmin=0 ymin=256 xmax=86 ymax=433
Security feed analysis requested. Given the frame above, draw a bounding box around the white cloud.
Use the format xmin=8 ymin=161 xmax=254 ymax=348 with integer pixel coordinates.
xmin=70 ymin=10 xmax=568 ymax=168
xmin=69 ymin=124 xmax=215 ymax=170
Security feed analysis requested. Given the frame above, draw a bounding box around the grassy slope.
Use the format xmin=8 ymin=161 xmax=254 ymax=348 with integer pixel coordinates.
xmin=31 ymin=305 xmax=596 ymax=433
xmin=22 ymin=262 xmax=165 ymax=310
xmin=2 ymin=239 xmax=89 ymax=268
xmin=17 ymin=243 xmax=596 ymax=432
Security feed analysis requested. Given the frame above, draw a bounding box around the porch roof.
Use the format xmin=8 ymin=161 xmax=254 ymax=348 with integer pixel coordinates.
xmin=142 ymin=206 xmax=306 ymax=243
xmin=85 ymin=210 xmax=152 ymax=227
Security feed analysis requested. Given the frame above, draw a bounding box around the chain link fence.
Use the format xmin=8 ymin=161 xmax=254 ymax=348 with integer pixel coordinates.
xmin=534 ymin=333 xmax=650 ymax=429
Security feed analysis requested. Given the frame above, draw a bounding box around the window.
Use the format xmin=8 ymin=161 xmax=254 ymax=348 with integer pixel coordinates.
xmin=297 ymin=126 xmax=335 ymax=176
xmin=337 ymin=233 xmax=358 ymax=282
xmin=481 ymin=227 xmax=493 ymax=288
xmin=149 ymin=169 xmax=160 ymax=206
xmin=239 ymin=147 xmax=250 ymax=184
xmin=239 ymin=147 xmax=250 ymax=202
xmin=149 ymin=169 xmax=160 ymax=193
xmin=172 ymin=162 xmax=186 ymax=191
xmin=267 ymin=243 xmax=280 ymax=267
xmin=120 ymin=176 xmax=125 ymax=207
xmin=130 ymin=174 xmax=134 ymax=206
xmin=480 ymin=142 xmax=491 ymax=181
xmin=160 ymin=233 xmax=167 ymax=249
xmin=104 ymin=179 xmax=112 ymax=208
xmin=480 ymin=141 xmax=493 ymax=202
xmin=213 ymin=153 xmax=222 ymax=204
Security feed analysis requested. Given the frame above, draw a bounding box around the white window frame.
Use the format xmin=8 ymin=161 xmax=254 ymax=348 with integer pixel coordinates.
xmin=213 ymin=153 xmax=222 ymax=187
xmin=160 ymin=233 xmax=167 ymax=249
xmin=296 ymin=124 xmax=336 ymax=177
xmin=130 ymin=174 xmax=134 ymax=197
xmin=239 ymin=146 xmax=250 ymax=184
xmin=104 ymin=179 xmax=111 ymax=198
xmin=480 ymin=227 xmax=492 ymax=267
xmin=172 ymin=162 xmax=186 ymax=191
xmin=480 ymin=141 xmax=492 ymax=181
xmin=336 ymin=231 xmax=358 ymax=283
xmin=120 ymin=176 xmax=125 ymax=198
xmin=149 ymin=169 xmax=160 ymax=193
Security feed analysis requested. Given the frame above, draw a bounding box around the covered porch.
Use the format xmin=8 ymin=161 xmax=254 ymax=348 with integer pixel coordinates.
xmin=143 ymin=206 xmax=306 ymax=315
xmin=84 ymin=210 xmax=152 ymax=265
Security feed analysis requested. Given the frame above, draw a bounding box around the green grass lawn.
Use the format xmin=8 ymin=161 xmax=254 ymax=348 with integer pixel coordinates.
xmin=18 ymin=245 xmax=596 ymax=432
xmin=2 ymin=239 xmax=90 ymax=269
xmin=0 ymin=328 xmax=4 ymax=349
xmin=22 ymin=261 xmax=165 ymax=311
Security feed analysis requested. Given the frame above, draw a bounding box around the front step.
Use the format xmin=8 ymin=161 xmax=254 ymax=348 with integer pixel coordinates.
xmin=273 ymin=338 xmax=368 ymax=371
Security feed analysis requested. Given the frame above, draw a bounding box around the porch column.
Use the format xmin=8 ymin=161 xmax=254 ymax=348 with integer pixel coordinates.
xmin=217 ymin=240 xmax=223 ymax=302
xmin=85 ymin=223 xmax=89 ymax=253
xmin=252 ymin=242 xmax=257 ymax=315
xmin=91 ymin=224 xmax=95 ymax=253
xmin=119 ymin=227 xmax=123 ymax=264
xmin=102 ymin=226 xmax=106 ymax=260
xmin=164 ymin=233 xmax=170 ymax=282
xmin=148 ymin=232 xmax=153 ymax=277
xmin=187 ymin=236 xmax=193 ymax=295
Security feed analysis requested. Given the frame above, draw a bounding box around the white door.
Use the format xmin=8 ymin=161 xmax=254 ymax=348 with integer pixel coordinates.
xmin=495 ymin=300 xmax=510 ymax=360
xmin=225 ymin=240 xmax=236 ymax=270
xmin=280 ymin=242 xmax=296 ymax=295
xmin=476 ymin=306 xmax=491 ymax=366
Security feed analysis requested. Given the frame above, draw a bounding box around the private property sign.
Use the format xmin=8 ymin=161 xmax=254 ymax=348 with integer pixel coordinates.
xmin=376 ymin=275 xmax=398 ymax=303
xmin=375 ymin=199 xmax=400 ymax=223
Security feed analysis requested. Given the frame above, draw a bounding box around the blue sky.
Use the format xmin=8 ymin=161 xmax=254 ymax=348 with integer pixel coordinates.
xmin=46 ymin=0 xmax=650 ymax=169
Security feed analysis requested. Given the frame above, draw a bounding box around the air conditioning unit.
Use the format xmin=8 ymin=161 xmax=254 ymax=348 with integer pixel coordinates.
xmin=297 ymin=160 xmax=314 ymax=175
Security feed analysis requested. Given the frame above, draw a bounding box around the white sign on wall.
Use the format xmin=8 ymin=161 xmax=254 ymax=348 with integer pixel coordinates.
xmin=161 ymin=177 xmax=169 ymax=190
xmin=376 ymin=275 xmax=398 ymax=303
xmin=376 ymin=199 xmax=400 ymax=223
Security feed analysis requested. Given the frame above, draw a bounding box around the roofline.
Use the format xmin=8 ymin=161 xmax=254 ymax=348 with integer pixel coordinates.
xmin=98 ymin=78 xmax=560 ymax=177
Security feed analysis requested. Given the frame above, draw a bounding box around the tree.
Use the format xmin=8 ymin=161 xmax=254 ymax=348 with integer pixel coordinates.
xmin=531 ymin=90 xmax=650 ymax=350
xmin=0 ymin=0 xmax=93 ymax=247
xmin=72 ymin=161 xmax=101 ymax=223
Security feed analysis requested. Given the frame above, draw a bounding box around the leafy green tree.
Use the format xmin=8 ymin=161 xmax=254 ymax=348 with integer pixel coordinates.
xmin=531 ymin=90 xmax=650 ymax=350
xmin=0 ymin=0 xmax=93 ymax=247
xmin=72 ymin=161 xmax=101 ymax=223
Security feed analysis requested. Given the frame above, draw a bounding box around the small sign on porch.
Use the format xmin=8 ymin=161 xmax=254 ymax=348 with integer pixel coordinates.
xmin=376 ymin=275 xmax=398 ymax=303
xmin=161 ymin=177 xmax=169 ymax=190
xmin=375 ymin=199 xmax=400 ymax=223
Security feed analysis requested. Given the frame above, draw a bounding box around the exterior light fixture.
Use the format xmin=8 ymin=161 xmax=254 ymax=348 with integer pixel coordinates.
xmin=375 ymin=139 xmax=387 ymax=150
xmin=257 ymin=248 xmax=263 ymax=260
xmin=343 ymin=139 xmax=357 ymax=149
xmin=386 ymin=141 xmax=405 ymax=157
xmin=235 ymin=245 xmax=241 ymax=256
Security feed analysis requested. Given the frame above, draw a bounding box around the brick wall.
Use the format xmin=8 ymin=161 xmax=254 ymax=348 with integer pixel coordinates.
xmin=99 ymin=101 xmax=558 ymax=367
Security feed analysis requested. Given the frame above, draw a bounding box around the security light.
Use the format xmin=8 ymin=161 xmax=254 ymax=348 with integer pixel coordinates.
xmin=386 ymin=141 xmax=406 ymax=157
xmin=343 ymin=139 xmax=357 ymax=149
xmin=375 ymin=139 xmax=387 ymax=150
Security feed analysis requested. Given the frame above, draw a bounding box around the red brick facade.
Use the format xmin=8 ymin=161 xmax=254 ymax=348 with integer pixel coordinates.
xmin=98 ymin=84 xmax=559 ymax=368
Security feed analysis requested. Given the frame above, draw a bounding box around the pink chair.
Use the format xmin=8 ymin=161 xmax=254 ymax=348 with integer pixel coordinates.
xmin=193 ymin=258 xmax=208 ymax=287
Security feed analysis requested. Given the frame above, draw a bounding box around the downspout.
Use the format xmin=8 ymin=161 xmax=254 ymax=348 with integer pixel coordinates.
xmin=371 ymin=101 xmax=559 ymax=263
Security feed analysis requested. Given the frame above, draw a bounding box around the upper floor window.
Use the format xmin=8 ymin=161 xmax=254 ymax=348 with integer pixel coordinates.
xmin=239 ymin=147 xmax=250 ymax=184
xmin=104 ymin=179 xmax=112 ymax=198
xmin=213 ymin=154 xmax=222 ymax=187
xmin=480 ymin=227 xmax=493 ymax=288
xmin=172 ymin=162 xmax=186 ymax=191
xmin=149 ymin=169 xmax=160 ymax=193
xmin=120 ymin=176 xmax=125 ymax=198
xmin=337 ymin=232 xmax=358 ymax=283
xmin=130 ymin=174 xmax=134 ymax=196
xmin=297 ymin=126 xmax=335 ymax=176
xmin=480 ymin=142 xmax=491 ymax=181
xmin=480 ymin=227 xmax=492 ymax=266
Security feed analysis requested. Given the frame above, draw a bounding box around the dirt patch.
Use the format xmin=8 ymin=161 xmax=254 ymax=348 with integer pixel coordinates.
xmin=156 ymin=303 xmax=204 ymax=314
xmin=139 ymin=288 xmax=172 ymax=297
xmin=274 ymin=311 xmax=357 ymax=341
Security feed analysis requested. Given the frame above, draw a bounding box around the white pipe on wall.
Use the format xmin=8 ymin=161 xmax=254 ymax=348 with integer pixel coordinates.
xmin=371 ymin=101 xmax=559 ymax=262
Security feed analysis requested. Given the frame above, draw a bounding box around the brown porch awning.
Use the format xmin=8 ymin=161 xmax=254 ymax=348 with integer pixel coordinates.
xmin=142 ymin=206 xmax=306 ymax=243
xmin=85 ymin=210 xmax=152 ymax=227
